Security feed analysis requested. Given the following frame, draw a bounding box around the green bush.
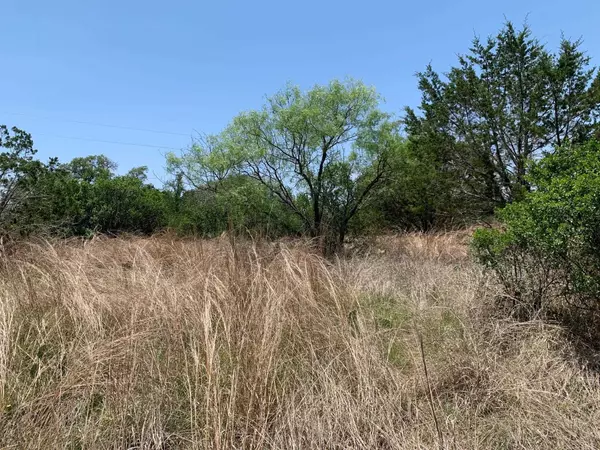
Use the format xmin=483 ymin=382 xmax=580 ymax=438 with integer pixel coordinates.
xmin=12 ymin=157 xmax=169 ymax=237
xmin=167 ymin=175 xmax=302 ymax=238
xmin=88 ymin=175 xmax=167 ymax=234
xmin=472 ymin=140 xmax=600 ymax=315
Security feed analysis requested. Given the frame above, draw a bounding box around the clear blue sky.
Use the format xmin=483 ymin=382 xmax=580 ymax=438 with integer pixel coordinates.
xmin=2 ymin=0 xmax=598 ymax=184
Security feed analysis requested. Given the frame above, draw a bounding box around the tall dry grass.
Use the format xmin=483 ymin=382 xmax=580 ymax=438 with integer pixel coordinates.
xmin=0 ymin=233 xmax=598 ymax=449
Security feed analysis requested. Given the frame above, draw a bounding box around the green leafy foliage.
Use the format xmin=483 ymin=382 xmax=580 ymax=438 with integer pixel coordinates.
xmin=166 ymin=174 xmax=301 ymax=237
xmin=0 ymin=125 xmax=49 ymax=228
xmin=357 ymin=138 xmax=468 ymax=231
xmin=3 ymin=21 xmax=600 ymax=244
xmin=87 ymin=173 xmax=166 ymax=234
xmin=67 ymin=155 xmax=116 ymax=183
xmin=406 ymin=21 xmax=600 ymax=218
xmin=12 ymin=155 xmax=168 ymax=236
xmin=170 ymin=79 xmax=401 ymax=253
xmin=473 ymin=140 xmax=600 ymax=313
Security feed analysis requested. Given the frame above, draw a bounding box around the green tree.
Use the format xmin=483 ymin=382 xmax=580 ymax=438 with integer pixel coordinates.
xmin=167 ymin=134 xmax=241 ymax=189
xmin=167 ymin=135 xmax=300 ymax=237
xmin=0 ymin=125 xmax=51 ymax=229
xmin=15 ymin=155 xmax=167 ymax=236
xmin=406 ymin=22 xmax=600 ymax=215
xmin=11 ymin=162 xmax=85 ymax=236
xmin=172 ymin=80 xmax=399 ymax=253
xmin=544 ymin=37 xmax=600 ymax=147
xmin=67 ymin=155 xmax=116 ymax=183
xmin=126 ymin=166 xmax=150 ymax=182
xmin=358 ymin=137 xmax=467 ymax=231
xmin=90 ymin=172 xmax=166 ymax=234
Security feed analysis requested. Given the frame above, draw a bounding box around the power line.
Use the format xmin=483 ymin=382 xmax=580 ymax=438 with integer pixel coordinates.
xmin=36 ymin=132 xmax=182 ymax=151
xmin=1 ymin=111 xmax=191 ymax=137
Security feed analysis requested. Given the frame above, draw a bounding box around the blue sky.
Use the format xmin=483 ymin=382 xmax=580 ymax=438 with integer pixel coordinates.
xmin=1 ymin=0 xmax=598 ymax=184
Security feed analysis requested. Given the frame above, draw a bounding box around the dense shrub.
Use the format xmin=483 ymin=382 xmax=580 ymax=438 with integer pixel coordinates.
xmin=11 ymin=157 xmax=169 ymax=237
xmin=87 ymin=175 xmax=167 ymax=234
xmin=166 ymin=175 xmax=302 ymax=238
xmin=473 ymin=140 xmax=600 ymax=315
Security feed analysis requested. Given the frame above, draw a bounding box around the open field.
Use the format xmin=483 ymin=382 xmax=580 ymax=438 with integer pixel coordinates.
xmin=0 ymin=233 xmax=599 ymax=449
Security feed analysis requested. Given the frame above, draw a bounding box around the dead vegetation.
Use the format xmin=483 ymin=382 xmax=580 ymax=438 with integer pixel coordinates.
xmin=0 ymin=233 xmax=598 ymax=449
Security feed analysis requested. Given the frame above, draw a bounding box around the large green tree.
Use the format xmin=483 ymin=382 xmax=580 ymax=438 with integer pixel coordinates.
xmin=171 ymin=79 xmax=400 ymax=253
xmin=0 ymin=125 xmax=53 ymax=229
xmin=406 ymin=22 xmax=600 ymax=214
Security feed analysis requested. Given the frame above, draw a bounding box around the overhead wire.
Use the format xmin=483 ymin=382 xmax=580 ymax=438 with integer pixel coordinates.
xmin=1 ymin=111 xmax=191 ymax=137
xmin=35 ymin=132 xmax=183 ymax=151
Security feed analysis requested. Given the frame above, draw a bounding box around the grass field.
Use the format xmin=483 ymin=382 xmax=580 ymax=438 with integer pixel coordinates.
xmin=0 ymin=233 xmax=599 ymax=449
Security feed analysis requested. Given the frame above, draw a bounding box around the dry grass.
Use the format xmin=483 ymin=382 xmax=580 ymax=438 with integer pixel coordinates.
xmin=0 ymin=232 xmax=598 ymax=449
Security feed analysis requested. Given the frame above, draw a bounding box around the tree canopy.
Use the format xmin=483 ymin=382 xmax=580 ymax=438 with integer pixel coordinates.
xmin=2 ymin=20 xmax=600 ymax=257
xmin=406 ymin=22 xmax=600 ymax=214
xmin=170 ymin=79 xmax=401 ymax=252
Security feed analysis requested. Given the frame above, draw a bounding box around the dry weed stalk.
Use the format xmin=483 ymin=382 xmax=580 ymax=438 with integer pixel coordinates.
xmin=0 ymin=233 xmax=597 ymax=449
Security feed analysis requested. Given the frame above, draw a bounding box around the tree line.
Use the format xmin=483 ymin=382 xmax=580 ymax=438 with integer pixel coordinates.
xmin=2 ymin=21 xmax=600 ymax=255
